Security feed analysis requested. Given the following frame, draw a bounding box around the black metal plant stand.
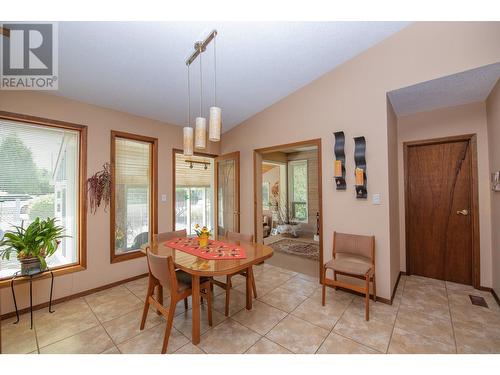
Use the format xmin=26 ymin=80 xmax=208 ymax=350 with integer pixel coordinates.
xmin=10 ymin=267 xmax=55 ymax=329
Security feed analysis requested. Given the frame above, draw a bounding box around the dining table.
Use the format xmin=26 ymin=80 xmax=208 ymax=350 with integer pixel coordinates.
xmin=141 ymin=236 xmax=273 ymax=345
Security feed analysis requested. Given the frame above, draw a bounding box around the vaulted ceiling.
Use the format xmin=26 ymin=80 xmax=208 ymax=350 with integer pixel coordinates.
xmin=54 ymin=22 xmax=410 ymax=131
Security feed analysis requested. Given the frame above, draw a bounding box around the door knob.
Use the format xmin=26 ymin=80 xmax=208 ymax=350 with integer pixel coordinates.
xmin=457 ymin=209 xmax=469 ymax=216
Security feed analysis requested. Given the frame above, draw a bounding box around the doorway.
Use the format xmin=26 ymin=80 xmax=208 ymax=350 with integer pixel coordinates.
xmin=404 ymin=134 xmax=480 ymax=287
xmin=254 ymin=139 xmax=323 ymax=280
xmin=172 ymin=149 xmax=216 ymax=235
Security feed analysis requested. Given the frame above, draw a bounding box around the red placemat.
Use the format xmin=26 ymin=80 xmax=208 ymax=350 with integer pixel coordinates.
xmin=165 ymin=237 xmax=247 ymax=260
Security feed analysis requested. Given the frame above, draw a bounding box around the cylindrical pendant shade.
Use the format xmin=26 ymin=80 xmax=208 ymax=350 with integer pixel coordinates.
xmin=183 ymin=127 xmax=193 ymax=156
xmin=209 ymin=106 xmax=221 ymax=142
xmin=195 ymin=117 xmax=207 ymax=149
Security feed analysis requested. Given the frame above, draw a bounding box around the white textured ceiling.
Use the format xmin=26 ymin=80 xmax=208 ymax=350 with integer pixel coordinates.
xmin=53 ymin=22 xmax=409 ymax=131
xmin=388 ymin=63 xmax=500 ymax=116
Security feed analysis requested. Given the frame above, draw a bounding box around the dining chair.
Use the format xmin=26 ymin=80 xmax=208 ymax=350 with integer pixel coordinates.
xmin=140 ymin=248 xmax=212 ymax=353
xmin=322 ymin=231 xmax=376 ymax=320
xmin=211 ymin=231 xmax=257 ymax=316
xmin=155 ymin=229 xmax=187 ymax=242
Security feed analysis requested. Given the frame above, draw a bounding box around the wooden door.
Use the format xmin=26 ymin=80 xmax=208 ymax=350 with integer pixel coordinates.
xmin=405 ymin=136 xmax=478 ymax=286
xmin=214 ymin=152 xmax=240 ymax=237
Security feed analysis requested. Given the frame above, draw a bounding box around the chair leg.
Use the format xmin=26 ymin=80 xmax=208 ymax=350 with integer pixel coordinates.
xmin=225 ymin=275 xmax=232 ymax=317
xmin=365 ymin=274 xmax=370 ymax=321
xmin=333 ymin=271 xmax=338 ymax=290
xmin=161 ymin=299 xmax=176 ymax=354
xmin=372 ymin=274 xmax=377 ymax=302
xmin=184 ymin=297 xmax=189 ymax=310
xmin=321 ymin=268 xmax=326 ymax=306
xmin=140 ymin=277 xmax=154 ymax=330
xmin=206 ymin=287 xmax=213 ymax=327
xmin=249 ymin=267 xmax=257 ymax=298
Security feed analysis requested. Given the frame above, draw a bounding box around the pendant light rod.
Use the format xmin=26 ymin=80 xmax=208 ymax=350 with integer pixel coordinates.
xmin=185 ymin=30 xmax=217 ymax=66
xmin=187 ymin=64 xmax=191 ymax=126
xmin=199 ymin=45 xmax=203 ymax=115
xmin=214 ymin=36 xmax=217 ymax=105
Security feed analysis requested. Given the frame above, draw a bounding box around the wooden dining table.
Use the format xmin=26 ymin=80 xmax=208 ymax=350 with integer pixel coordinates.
xmin=141 ymin=237 xmax=273 ymax=345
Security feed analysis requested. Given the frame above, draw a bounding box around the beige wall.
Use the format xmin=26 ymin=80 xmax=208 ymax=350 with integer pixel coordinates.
xmin=486 ymin=81 xmax=500 ymax=296
xmin=0 ymin=91 xmax=220 ymax=314
xmin=397 ymin=102 xmax=493 ymax=287
xmin=221 ymin=22 xmax=500 ymax=299
xmin=387 ymin=99 xmax=400 ymax=292
xmin=262 ymin=164 xmax=280 ymax=218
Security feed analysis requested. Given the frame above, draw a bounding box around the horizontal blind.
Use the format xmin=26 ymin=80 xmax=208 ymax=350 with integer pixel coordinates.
xmin=115 ymin=137 xmax=151 ymax=185
xmin=175 ymin=153 xmax=213 ymax=187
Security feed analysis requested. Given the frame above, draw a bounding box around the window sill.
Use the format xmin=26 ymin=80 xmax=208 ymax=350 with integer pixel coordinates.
xmin=110 ymin=250 xmax=145 ymax=264
xmin=0 ymin=264 xmax=87 ymax=289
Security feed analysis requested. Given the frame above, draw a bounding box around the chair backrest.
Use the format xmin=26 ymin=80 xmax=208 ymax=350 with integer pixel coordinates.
xmin=155 ymin=229 xmax=187 ymax=242
xmin=333 ymin=231 xmax=375 ymax=264
xmin=226 ymin=231 xmax=254 ymax=243
xmin=145 ymin=248 xmax=177 ymax=293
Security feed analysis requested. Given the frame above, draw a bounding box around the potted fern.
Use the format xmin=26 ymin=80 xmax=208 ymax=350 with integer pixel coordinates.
xmin=0 ymin=218 xmax=67 ymax=274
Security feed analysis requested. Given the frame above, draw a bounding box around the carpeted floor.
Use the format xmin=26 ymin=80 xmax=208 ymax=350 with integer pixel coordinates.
xmin=269 ymin=239 xmax=320 ymax=261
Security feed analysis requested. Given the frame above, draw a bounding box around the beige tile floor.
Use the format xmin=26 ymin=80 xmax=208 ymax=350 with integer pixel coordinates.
xmin=2 ymin=263 xmax=500 ymax=354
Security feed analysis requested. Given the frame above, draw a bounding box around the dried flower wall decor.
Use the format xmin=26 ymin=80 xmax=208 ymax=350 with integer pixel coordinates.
xmin=87 ymin=162 xmax=111 ymax=214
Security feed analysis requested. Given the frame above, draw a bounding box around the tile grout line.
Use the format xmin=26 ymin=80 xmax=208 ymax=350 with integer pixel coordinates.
xmin=386 ymin=276 xmax=406 ymax=354
xmin=444 ymin=282 xmax=459 ymax=354
xmin=34 ymin=298 xmax=102 ymax=352
xmin=313 ymin=286 xmax=359 ymax=354
xmin=83 ymin=297 xmax=118 ymax=354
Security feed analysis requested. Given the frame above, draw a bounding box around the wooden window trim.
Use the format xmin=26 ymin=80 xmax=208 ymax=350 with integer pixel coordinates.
xmin=110 ymin=131 xmax=158 ymax=264
xmin=171 ymin=148 xmax=218 ymax=231
xmin=0 ymin=111 xmax=88 ymax=288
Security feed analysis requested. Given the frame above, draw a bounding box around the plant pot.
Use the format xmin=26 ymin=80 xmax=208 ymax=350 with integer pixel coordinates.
xmin=198 ymin=235 xmax=209 ymax=248
xmin=19 ymin=257 xmax=42 ymax=275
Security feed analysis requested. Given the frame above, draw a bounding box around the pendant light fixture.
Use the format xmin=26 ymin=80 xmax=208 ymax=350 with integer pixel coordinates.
xmin=209 ymin=36 xmax=221 ymax=142
xmin=195 ymin=45 xmax=207 ymax=149
xmin=183 ymin=30 xmax=220 ymax=156
xmin=183 ymin=64 xmax=193 ymax=156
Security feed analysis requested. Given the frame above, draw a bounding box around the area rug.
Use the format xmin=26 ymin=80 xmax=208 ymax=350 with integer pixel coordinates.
xmin=269 ymin=239 xmax=319 ymax=261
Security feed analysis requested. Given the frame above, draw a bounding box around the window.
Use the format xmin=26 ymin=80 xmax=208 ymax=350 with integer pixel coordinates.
xmin=289 ymin=160 xmax=308 ymax=222
xmin=174 ymin=151 xmax=214 ymax=236
xmin=111 ymin=131 xmax=157 ymax=263
xmin=0 ymin=113 xmax=87 ymax=280
xmin=262 ymin=182 xmax=270 ymax=210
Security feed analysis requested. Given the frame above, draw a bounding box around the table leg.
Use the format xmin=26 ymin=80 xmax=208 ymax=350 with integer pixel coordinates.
xmin=191 ymin=274 xmax=201 ymax=345
xmin=156 ymin=285 xmax=163 ymax=315
xmin=246 ymin=267 xmax=253 ymax=310
xmin=49 ymin=270 xmax=55 ymax=313
xmin=10 ymin=277 xmax=19 ymax=324
xmin=29 ymin=277 xmax=33 ymax=329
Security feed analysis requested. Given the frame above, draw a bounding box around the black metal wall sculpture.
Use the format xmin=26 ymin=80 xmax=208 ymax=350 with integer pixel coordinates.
xmin=353 ymin=136 xmax=367 ymax=199
xmin=333 ymin=131 xmax=346 ymax=190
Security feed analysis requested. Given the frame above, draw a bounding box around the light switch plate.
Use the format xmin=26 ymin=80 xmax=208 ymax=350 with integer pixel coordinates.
xmin=372 ymin=194 xmax=381 ymax=205
xmin=161 ymin=194 xmax=167 ymax=202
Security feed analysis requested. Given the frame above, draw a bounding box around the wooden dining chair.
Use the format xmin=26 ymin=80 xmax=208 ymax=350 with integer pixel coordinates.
xmin=155 ymin=229 xmax=187 ymax=242
xmin=140 ymin=248 xmax=212 ymax=353
xmin=211 ymin=231 xmax=257 ymax=316
xmin=322 ymin=231 xmax=376 ymax=321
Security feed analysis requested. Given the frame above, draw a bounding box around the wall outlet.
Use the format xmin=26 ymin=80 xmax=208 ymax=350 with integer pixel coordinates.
xmin=372 ymin=193 xmax=381 ymax=205
xmin=161 ymin=194 xmax=167 ymax=202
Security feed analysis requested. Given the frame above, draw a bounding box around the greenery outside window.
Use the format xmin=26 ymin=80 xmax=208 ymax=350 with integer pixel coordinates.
xmin=0 ymin=112 xmax=87 ymax=281
xmin=289 ymin=160 xmax=308 ymax=222
xmin=111 ymin=131 xmax=157 ymax=263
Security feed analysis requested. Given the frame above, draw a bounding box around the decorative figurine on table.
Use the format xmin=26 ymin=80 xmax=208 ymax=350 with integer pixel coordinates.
xmin=194 ymin=224 xmax=211 ymax=247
